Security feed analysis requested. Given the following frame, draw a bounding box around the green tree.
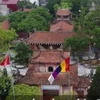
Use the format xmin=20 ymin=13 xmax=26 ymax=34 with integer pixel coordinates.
xmin=0 ymin=68 xmax=11 ymax=100
xmin=31 ymin=7 xmax=51 ymax=23
xmin=87 ymin=65 xmax=100 ymax=100
xmin=63 ymin=0 xmax=91 ymax=18
xmin=8 ymin=11 xmax=28 ymax=32
xmin=9 ymin=7 xmax=51 ymax=32
xmin=0 ymin=27 xmax=18 ymax=52
xmin=18 ymin=7 xmax=51 ymax=32
xmin=46 ymin=0 xmax=61 ymax=15
xmin=17 ymin=0 xmax=36 ymax=10
xmin=63 ymin=35 xmax=90 ymax=59
xmin=54 ymin=0 xmax=71 ymax=11
xmin=14 ymin=42 xmax=32 ymax=66
xmin=74 ymin=9 xmax=100 ymax=59
xmin=6 ymin=84 xmax=42 ymax=100
xmin=0 ymin=16 xmax=7 ymax=22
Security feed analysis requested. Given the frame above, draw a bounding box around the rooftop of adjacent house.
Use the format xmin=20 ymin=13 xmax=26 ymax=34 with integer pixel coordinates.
xmin=1 ymin=0 xmax=18 ymax=4
xmin=26 ymin=31 xmax=75 ymax=44
xmin=50 ymin=20 xmax=73 ymax=32
xmin=23 ymin=8 xmax=31 ymax=12
xmin=1 ymin=19 xmax=10 ymax=30
xmin=56 ymin=9 xmax=71 ymax=16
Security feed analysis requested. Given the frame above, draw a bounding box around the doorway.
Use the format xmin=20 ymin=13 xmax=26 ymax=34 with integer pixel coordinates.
xmin=43 ymin=90 xmax=59 ymax=100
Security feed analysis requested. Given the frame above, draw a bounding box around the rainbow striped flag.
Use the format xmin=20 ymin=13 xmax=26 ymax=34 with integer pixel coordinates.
xmin=48 ymin=57 xmax=70 ymax=84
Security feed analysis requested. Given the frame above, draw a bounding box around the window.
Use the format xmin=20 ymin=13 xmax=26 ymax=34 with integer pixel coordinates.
xmin=48 ymin=66 xmax=53 ymax=72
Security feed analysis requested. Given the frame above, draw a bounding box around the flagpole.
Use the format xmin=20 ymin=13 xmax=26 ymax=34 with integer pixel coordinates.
xmin=9 ymin=51 xmax=16 ymax=100
xmin=67 ymin=48 xmax=71 ymax=100
xmin=68 ymin=71 xmax=70 ymax=100
xmin=10 ymin=65 xmax=15 ymax=100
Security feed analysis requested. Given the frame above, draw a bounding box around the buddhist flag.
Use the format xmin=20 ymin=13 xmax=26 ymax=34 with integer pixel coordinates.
xmin=48 ymin=57 xmax=70 ymax=84
xmin=0 ymin=54 xmax=10 ymax=66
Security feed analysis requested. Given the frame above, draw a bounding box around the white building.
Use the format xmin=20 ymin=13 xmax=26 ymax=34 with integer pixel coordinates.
xmin=0 ymin=0 xmax=9 ymax=15
xmin=30 ymin=0 xmax=39 ymax=6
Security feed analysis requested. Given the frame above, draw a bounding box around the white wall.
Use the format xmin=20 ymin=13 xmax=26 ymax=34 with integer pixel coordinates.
xmin=30 ymin=0 xmax=39 ymax=6
xmin=0 ymin=5 xmax=9 ymax=16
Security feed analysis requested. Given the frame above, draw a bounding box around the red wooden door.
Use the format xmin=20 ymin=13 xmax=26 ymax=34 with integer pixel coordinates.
xmin=43 ymin=90 xmax=59 ymax=100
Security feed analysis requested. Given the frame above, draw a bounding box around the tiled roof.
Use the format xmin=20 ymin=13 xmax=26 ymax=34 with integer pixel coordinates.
xmin=23 ymin=8 xmax=31 ymax=12
xmin=26 ymin=32 xmax=75 ymax=44
xmin=76 ymin=77 xmax=90 ymax=88
xmin=2 ymin=0 xmax=18 ymax=4
xmin=1 ymin=20 xmax=10 ymax=30
xmin=7 ymin=4 xmax=18 ymax=11
xmin=20 ymin=63 xmax=90 ymax=87
xmin=56 ymin=9 xmax=71 ymax=16
xmin=50 ymin=21 xmax=73 ymax=32
xmin=31 ymin=50 xmax=69 ymax=63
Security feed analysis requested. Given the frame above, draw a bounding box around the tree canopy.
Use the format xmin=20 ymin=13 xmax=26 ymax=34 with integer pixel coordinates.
xmin=63 ymin=35 xmax=90 ymax=59
xmin=54 ymin=0 xmax=71 ymax=11
xmin=8 ymin=11 xmax=28 ymax=32
xmin=8 ymin=7 xmax=51 ymax=32
xmin=74 ymin=8 xmax=100 ymax=54
xmin=0 ymin=68 xmax=11 ymax=100
xmin=87 ymin=65 xmax=100 ymax=100
xmin=6 ymin=84 xmax=42 ymax=100
xmin=14 ymin=42 xmax=33 ymax=66
xmin=17 ymin=0 xmax=37 ymax=10
xmin=0 ymin=27 xmax=18 ymax=52
xmin=0 ymin=16 xmax=7 ymax=22
xmin=46 ymin=0 xmax=61 ymax=15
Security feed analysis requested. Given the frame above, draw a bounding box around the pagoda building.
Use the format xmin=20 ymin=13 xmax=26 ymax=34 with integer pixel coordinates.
xmin=50 ymin=9 xmax=73 ymax=33
xmin=20 ymin=9 xmax=90 ymax=100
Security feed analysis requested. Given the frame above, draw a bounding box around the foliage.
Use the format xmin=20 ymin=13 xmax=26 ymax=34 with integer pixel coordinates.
xmin=54 ymin=91 xmax=77 ymax=100
xmin=14 ymin=42 xmax=33 ymax=65
xmin=87 ymin=65 xmax=100 ymax=100
xmin=54 ymin=95 xmax=77 ymax=100
xmin=62 ymin=0 xmax=91 ymax=17
xmin=30 ymin=7 xmax=51 ymax=23
xmin=54 ymin=0 xmax=71 ymax=11
xmin=0 ymin=16 xmax=7 ymax=22
xmin=8 ymin=7 xmax=51 ymax=32
xmin=74 ymin=9 xmax=100 ymax=51
xmin=46 ymin=0 xmax=61 ymax=15
xmin=63 ymin=35 xmax=90 ymax=53
xmin=6 ymin=84 xmax=42 ymax=100
xmin=8 ymin=11 xmax=28 ymax=32
xmin=17 ymin=0 xmax=36 ymax=9
xmin=0 ymin=27 xmax=18 ymax=52
xmin=18 ymin=7 xmax=51 ymax=32
xmin=0 ymin=68 xmax=11 ymax=100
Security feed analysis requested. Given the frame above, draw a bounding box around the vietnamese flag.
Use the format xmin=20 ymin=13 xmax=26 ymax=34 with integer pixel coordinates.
xmin=0 ymin=55 xmax=10 ymax=66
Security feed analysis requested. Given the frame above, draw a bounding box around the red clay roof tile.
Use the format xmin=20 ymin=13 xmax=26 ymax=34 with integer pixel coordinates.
xmin=56 ymin=9 xmax=71 ymax=16
xmin=20 ymin=63 xmax=90 ymax=87
xmin=31 ymin=50 xmax=69 ymax=63
xmin=50 ymin=21 xmax=73 ymax=32
xmin=26 ymin=31 xmax=75 ymax=44
xmin=1 ymin=20 xmax=10 ymax=30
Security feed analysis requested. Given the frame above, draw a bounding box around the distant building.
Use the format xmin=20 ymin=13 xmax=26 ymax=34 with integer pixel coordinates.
xmin=30 ymin=0 xmax=39 ymax=6
xmin=39 ymin=0 xmax=47 ymax=6
xmin=50 ymin=9 xmax=73 ymax=33
xmin=89 ymin=2 xmax=96 ymax=11
xmin=0 ymin=0 xmax=18 ymax=15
